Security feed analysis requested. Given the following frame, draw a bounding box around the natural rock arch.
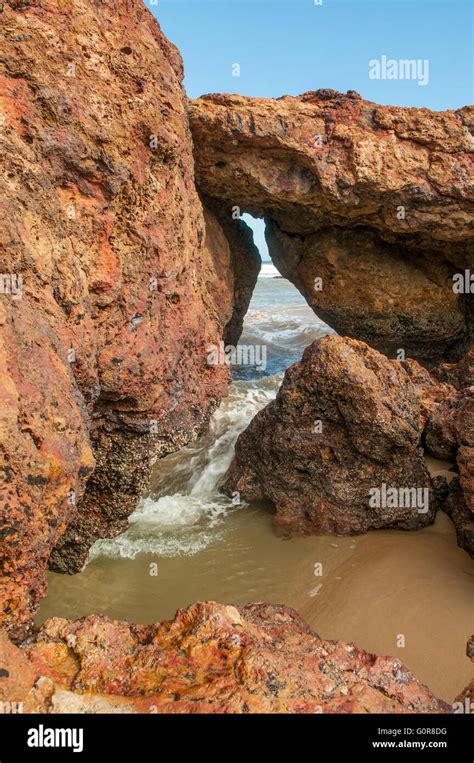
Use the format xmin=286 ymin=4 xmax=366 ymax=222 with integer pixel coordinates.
xmin=189 ymin=90 xmax=474 ymax=366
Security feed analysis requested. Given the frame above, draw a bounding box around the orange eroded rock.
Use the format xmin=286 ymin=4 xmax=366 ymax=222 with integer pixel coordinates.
xmin=0 ymin=602 xmax=451 ymax=714
xmin=0 ymin=0 xmax=259 ymax=636
xmin=189 ymin=91 xmax=474 ymax=364
xmin=224 ymin=336 xmax=450 ymax=535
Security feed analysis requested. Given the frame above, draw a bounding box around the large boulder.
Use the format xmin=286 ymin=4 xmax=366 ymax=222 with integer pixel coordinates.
xmin=0 ymin=602 xmax=450 ymax=714
xmin=0 ymin=0 xmax=259 ymax=636
xmin=224 ymin=335 xmax=442 ymax=535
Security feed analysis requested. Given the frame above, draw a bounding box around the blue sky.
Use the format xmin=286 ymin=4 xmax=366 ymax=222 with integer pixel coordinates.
xmin=146 ymin=0 xmax=473 ymax=110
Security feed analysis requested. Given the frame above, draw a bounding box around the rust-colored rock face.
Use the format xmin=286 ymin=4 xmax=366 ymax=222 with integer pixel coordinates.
xmin=267 ymin=223 xmax=466 ymax=362
xmin=455 ymin=635 xmax=474 ymax=712
xmin=189 ymin=91 xmax=474 ymax=364
xmin=204 ymin=197 xmax=261 ymax=347
xmin=0 ymin=602 xmax=450 ymax=713
xmin=434 ymin=345 xmax=474 ymax=390
xmin=0 ymin=0 xmax=259 ymax=636
xmin=425 ymin=381 xmax=474 ymax=557
xmin=224 ymin=335 xmax=445 ymax=535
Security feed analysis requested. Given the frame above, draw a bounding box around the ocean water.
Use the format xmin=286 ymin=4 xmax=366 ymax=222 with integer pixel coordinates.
xmin=38 ymin=269 xmax=474 ymax=702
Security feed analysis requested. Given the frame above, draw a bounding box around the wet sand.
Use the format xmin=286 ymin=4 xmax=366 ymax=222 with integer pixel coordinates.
xmin=39 ymin=507 xmax=473 ymax=703
xmin=296 ymin=459 xmax=472 ymax=702
xmin=297 ymin=512 xmax=473 ymax=703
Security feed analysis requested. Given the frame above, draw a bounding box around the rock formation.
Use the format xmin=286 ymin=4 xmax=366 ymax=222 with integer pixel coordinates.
xmin=424 ymin=355 xmax=474 ymax=557
xmin=0 ymin=602 xmax=450 ymax=714
xmin=0 ymin=0 xmax=259 ymax=637
xmin=191 ymin=89 xmax=474 ymax=552
xmin=434 ymin=345 xmax=474 ymax=390
xmin=224 ymin=335 xmax=449 ymax=535
xmin=455 ymin=635 xmax=474 ymax=713
xmin=0 ymin=0 xmax=472 ymax=715
xmin=201 ymin=195 xmax=261 ymax=348
xmin=189 ymin=91 xmax=474 ymax=365
xmin=266 ymin=222 xmax=467 ymax=363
